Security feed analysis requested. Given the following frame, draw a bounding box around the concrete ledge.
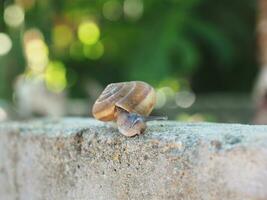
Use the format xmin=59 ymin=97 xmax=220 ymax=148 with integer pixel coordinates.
xmin=1 ymin=118 xmax=267 ymax=200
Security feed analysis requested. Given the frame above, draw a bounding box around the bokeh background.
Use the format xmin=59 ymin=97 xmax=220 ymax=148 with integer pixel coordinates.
xmin=0 ymin=0 xmax=265 ymax=123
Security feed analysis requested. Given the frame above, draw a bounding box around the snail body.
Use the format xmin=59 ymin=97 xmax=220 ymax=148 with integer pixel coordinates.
xmin=92 ymin=81 xmax=164 ymax=137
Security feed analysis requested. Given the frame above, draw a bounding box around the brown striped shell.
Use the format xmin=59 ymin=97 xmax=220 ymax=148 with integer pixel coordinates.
xmin=92 ymin=81 xmax=156 ymax=121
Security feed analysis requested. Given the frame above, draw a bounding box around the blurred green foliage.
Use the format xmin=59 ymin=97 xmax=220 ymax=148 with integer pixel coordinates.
xmin=0 ymin=0 xmax=257 ymax=101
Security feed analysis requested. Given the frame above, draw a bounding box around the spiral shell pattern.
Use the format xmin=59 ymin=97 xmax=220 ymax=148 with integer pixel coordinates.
xmin=92 ymin=81 xmax=156 ymax=121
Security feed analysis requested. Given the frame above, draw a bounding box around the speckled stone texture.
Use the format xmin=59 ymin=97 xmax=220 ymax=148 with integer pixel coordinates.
xmin=0 ymin=118 xmax=267 ymax=200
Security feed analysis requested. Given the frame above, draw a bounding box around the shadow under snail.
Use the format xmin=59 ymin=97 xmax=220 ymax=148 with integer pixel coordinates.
xmin=92 ymin=81 xmax=167 ymax=137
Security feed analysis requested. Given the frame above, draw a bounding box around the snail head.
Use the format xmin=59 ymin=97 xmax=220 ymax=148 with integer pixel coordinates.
xmin=116 ymin=108 xmax=146 ymax=137
xmin=116 ymin=107 xmax=167 ymax=137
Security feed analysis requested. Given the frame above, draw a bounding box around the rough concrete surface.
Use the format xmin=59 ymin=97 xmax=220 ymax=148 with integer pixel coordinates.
xmin=0 ymin=118 xmax=267 ymax=200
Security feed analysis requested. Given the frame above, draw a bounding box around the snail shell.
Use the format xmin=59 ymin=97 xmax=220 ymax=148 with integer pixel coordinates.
xmin=92 ymin=81 xmax=156 ymax=121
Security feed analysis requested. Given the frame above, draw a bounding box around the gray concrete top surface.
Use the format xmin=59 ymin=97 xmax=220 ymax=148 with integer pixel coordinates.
xmin=1 ymin=118 xmax=267 ymax=200
xmin=1 ymin=117 xmax=267 ymax=141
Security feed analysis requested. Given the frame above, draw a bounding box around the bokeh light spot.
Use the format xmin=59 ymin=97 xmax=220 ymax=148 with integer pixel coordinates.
xmin=123 ymin=0 xmax=143 ymax=20
xmin=23 ymin=28 xmax=44 ymax=45
xmin=103 ymin=0 xmax=122 ymax=21
xmin=155 ymin=87 xmax=175 ymax=109
xmin=78 ymin=22 xmax=100 ymax=45
xmin=23 ymin=29 xmax=49 ymax=73
xmin=25 ymin=39 xmax=49 ymax=72
xmin=161 ymin=87 xmax=175 ymax=99
xmin=53 ymin=24 xmax=73 ymax=48
xmin=4 ymin=4 xmax=25 ymax=27
xmin=155 ymin=89 xmax=167 ymax=109
xmin=176 ymin=91 xmax=196 ymax=108
xmin=45 ymin=61 xmax=67 ymax=93
xmin=83 ymin=41 xmax=104 ymax=60
xmin=0 ymin=33 xmax=12 ymax=56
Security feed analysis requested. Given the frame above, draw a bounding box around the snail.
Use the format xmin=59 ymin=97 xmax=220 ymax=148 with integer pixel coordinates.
xmin=92 ymin=81 xmax=167 ymax=137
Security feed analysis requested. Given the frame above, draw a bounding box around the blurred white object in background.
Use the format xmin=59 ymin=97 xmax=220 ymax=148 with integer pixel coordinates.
xmin=14 ymin=76 xmax=66 ymax=118
xmin=0 ymin=107 xmax=8 ymax=121
xmin=253 ymin=67 xmax=267 ymax=124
